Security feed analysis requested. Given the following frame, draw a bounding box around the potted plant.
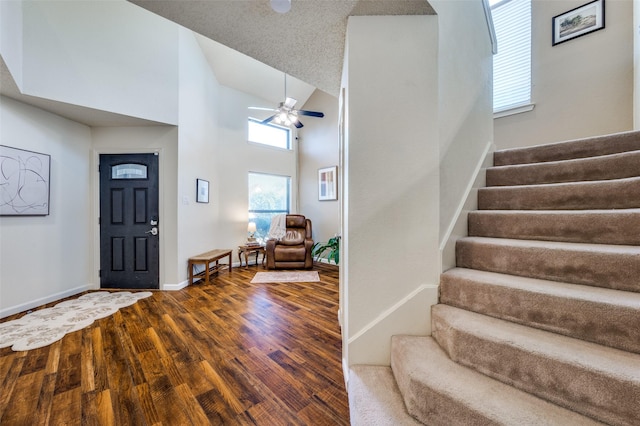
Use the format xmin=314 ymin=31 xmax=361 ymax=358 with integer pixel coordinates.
xmin=312 ymin=235 xmax=341 ymax=265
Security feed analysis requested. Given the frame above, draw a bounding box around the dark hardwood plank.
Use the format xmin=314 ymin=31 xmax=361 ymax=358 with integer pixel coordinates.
xmin=0 ymin=263 xmax=350 ymax=424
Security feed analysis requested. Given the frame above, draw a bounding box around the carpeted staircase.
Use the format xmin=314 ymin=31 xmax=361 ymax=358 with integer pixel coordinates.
xmin=348 ymin=130 xmax=640 ymax=425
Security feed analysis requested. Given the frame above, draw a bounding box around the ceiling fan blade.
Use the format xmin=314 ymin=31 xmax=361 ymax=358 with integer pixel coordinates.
xmin=284 ymin=97 xmax=297 ymax=109
xmin=262 ymin=115 xmax=276 ymax=124
xmin=293 ymin=120 xmax=304 ymax=129
xmin=249 ymin=106 xmax=277 ymax=111
xmin=297 ymin=110 xmax=324 ymax=118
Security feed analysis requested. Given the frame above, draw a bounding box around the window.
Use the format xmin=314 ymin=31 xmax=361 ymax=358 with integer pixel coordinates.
xmin=111 ymin=163 xmax=147 ymax=179
xmin=248 ymin=118 xmax=291 ymax=150
xmin=491 ymin=0 xmax=532 ymax=114
xmin=248 ymin=172 xmax=291 ymax=241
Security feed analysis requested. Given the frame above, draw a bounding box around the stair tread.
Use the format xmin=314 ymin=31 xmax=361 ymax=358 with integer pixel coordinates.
xmin=488 ymin=150 xmax=640 ymax=186
xmin=433 ymin=305 xmax=640 ymax=380
xmin=470 ymin=208 xmax=640 ymax=216
xmin=494 ymin=130 xmax=640 ymax=166
xmin=460 ymin=236 xmax=640 ymax=253
xmin=478 ymin=176 xmax=640 ymax=210
xmin=441 ymin=268 xmax=640 ymax=354
xmin=482 ymin=175 xmax=640 ymax=190
xmin=348 ymin=366 xmax=422 ymax=426
xmin=468 ymin=209 xmax=640 ymax=244
xmin=442 ymin=267 xmax=640 ymax=308
xmin=391 ymin=335 xmax=603 ymax=426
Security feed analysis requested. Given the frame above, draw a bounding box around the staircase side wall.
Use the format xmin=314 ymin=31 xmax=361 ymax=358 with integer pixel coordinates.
xmin=343 ymin=15 xmax=440 ymax=366
xmin=430 ymin=0 xmax=495 ymax=271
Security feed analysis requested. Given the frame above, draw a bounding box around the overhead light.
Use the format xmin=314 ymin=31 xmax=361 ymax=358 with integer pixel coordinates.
xmin=270 ymin=0 xmax=291 ymax=13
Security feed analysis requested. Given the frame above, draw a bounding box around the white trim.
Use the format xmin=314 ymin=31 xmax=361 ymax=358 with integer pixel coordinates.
xmin=162 ymin=280 xmax=189 ymax=291
xmin=343 ymin=358 xmax=349 ymax=389
xmin=493 ymin=102 xmax=535 ymax=119
xmin=482 ymin=0 xmax=498 ymax=55
xmin=439 ymin=139 xmax=493 ymax=253
xmin=0 ymin=284 xmax=92 ymax=319
xmin=347 ymin=284 xmax=438 ymax=344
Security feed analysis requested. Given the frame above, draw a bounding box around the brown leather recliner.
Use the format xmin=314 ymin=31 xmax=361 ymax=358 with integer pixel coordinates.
xmin=265 ymin=214 xmax=313 ymax=270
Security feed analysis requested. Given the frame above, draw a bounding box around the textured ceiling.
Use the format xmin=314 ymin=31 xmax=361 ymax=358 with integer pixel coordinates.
xmin=129 ymin=0 xmax=436 ymax=97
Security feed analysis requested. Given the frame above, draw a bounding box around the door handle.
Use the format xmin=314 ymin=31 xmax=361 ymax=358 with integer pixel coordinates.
xmin=146 ymin=227 xmax=158 ymax=236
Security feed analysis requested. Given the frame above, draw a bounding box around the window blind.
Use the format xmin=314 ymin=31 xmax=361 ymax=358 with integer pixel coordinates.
xmin=492 ymin=0 xmax=531 ymax=112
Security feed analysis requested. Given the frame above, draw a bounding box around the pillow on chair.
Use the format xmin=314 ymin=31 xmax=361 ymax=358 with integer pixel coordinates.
xmin=281 ymin=230 xmax=305 ymax=245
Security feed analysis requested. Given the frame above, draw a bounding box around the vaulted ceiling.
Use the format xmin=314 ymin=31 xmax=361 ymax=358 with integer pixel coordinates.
xmin=1 ymin=0 xmax=435 ymax=126
xmin=129 ymin=0 xmax=436 ymax=97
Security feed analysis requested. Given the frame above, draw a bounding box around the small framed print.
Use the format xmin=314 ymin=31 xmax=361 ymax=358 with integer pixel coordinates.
xmin=318 ymin=166 xmax=338 ymax=201
xmin=553 ymin=0 xmax=605 ymax=46
xmin=196 ymin=179 xmax=209 ymax=203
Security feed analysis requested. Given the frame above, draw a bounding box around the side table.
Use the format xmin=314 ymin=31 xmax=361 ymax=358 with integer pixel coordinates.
xmin=238 ymin=244 xmax=266 ymax=267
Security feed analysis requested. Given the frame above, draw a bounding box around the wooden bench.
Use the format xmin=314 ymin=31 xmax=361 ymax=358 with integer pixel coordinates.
xmin=188 ymin=249 xmax=232 ymax=285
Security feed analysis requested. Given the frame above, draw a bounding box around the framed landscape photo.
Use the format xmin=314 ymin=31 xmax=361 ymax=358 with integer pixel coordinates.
xmin=552 ymin=0 xmax=605 ymax=46
xmin=196 ymin=178 xmax=209 ymax=203
xmin=318 ymin=166 xmax=338 ymax=201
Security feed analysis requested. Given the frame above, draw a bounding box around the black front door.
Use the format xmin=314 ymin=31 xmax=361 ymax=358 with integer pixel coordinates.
xmin=99 ymin=153 xmax=159 ymax=289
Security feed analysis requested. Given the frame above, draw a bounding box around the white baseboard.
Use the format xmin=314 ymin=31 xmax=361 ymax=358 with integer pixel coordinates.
xmin=0 ymin=284 xmax=93 ymax=319
xmin=162 ymin=280 xmax=189 ymax=291
xmin=347 ymin=284 xmax=439 ymax=365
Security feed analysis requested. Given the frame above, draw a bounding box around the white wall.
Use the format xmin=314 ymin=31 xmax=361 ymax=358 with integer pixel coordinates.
xmin=635 ymin=0 xmax=640 ymax=129
xmin=495 ymin=0 xmax=634 ymax=149
xmin=298 ymin=89 xmax=340 ymax=246
xmin=0 ymin=0 xmax=23 ymax=87
xmin=431 ymin=0 xmax=494 ymax=271
xmin=343 ymin=15 xmax=440 ymax=366
xmin=15 ymin=1 xmax=179 ymax=125
xmin=0 ymin=2 xmax=301 ymax=312
xmin=176 ymin=28 xmax=222 ymax=281
xmin=91 ymin=125 xmax=179 ymax=287
xmin=177 ymin=30 xmax=299 ymax=283
xmin=0 ymin=96 xmax=93 ymax=317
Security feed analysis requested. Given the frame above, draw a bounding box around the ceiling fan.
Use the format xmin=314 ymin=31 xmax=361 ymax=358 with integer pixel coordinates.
xmin=249 ymin=74 xmax=324 ymax=129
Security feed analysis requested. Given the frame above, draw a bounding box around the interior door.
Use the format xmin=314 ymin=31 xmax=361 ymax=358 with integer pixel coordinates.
xmin=99 ymin=153 xmax=159 ymax=289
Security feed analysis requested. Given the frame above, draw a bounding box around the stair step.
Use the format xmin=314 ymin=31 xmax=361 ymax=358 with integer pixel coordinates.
xmin=390 ymin=335 xmax=603 ymax=426
xmin=456 ymin=237 xmax=640 ymax=292
xmin=348 ymin=366 xmax=422 ymax=426
xmin=478 ymin=176 xmax=640 ymax=210
xmin=494 ymin=130 xmax=640 ymax=166
xmin=431 ymin=305 xmax=640 ymax=426
xmin=440 ymin=268 xmax=640 ymax=354
xmin=468 ymin=209 xmax=640 ymax=245
xmin=487 ymin=150 xmax=640 ymax=186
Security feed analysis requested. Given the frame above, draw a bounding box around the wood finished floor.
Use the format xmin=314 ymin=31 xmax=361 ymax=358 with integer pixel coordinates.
xmin=0 ymin=263 xmax=349 ymax=425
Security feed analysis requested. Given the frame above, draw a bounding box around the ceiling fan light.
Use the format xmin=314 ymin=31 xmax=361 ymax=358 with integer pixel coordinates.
xmin=270 ymin=0 xmax=291 ymax=13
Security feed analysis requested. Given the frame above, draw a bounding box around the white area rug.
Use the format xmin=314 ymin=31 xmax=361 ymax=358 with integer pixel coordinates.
xmin=0 ymin=291 xmax=152 ymax=352
xmin=251 ymin=271 xmax=320 ymax=284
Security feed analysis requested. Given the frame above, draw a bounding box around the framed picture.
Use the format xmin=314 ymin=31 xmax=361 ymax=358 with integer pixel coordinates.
xmin=552 ymin=0 xmax=605 ymax=46
xmin=318 ymin=166 xmax=338 ymax=201
xmin=0 ymin=145 xmax=51 ymax=216
xmin=196 ymin=178 xmax=209 ymax=203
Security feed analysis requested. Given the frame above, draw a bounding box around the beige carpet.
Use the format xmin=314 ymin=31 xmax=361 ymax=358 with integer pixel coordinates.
xmin=0 ymin=291 xmax=152 ymax=351
xmin=251 ymin=271 xmax=320 ymax=284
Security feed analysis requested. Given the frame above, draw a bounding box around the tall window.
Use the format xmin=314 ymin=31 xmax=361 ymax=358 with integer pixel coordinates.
xmin=491 ymin=0 xmax=532 ymax=114
xmin=248 ymin=118 xmax=291 ymax=150
xmin=248 ymin=172 xmax=291 ymax=241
